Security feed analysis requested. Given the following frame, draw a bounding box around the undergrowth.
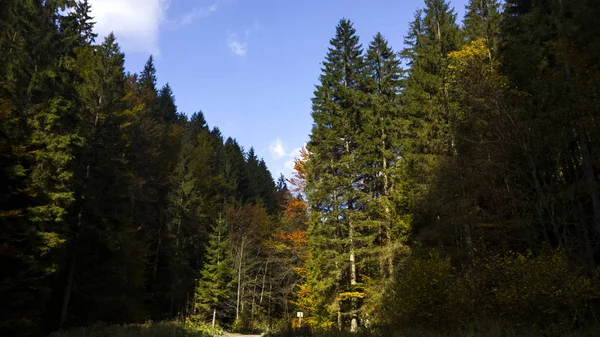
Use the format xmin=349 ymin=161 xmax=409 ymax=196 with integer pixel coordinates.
xmin=268 ymin=324 xmax=600 ymax=337
xmin=48 ymin=321 xmax=225 ymax=337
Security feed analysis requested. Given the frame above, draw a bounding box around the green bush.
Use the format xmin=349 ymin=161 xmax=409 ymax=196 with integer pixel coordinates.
xmin=383 ymin=251 xmax=600 ymax=334
xmin=448 ymin=252 xmax=599 ymax=333
xmin=383 ymin=252 xmax=456 ymax=328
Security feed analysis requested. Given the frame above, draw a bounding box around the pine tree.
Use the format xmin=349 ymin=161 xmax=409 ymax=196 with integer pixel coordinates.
xmin=193 ymin=215 xmax=233 ymax=327
xmin=306 ymin=18 xmax=365 ymax=331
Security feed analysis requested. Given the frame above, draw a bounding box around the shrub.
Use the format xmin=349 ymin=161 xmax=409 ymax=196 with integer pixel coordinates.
xmin=383 ymin=251 xmax=600 ymax=334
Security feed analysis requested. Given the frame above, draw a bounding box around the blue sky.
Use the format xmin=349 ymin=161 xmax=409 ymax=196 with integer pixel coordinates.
xmin=88 ymin=0 xmax=469 ymax=179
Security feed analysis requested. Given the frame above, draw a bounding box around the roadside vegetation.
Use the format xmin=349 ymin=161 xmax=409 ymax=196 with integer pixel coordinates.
xmin=48 ymin=321 xmax=225 ymax=337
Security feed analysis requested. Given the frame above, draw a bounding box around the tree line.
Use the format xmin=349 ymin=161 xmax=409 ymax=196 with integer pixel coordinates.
xmin=303 ymin=0 xmax=600 ymax=334
xmin=1 ymin=1 xmax=307 ymax=336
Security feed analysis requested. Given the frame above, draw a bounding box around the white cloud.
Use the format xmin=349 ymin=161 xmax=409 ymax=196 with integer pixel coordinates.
xmin=227 ymin=18 xmax=260 ymax=57
xmin=268 ymin=138 xmax=300 ymax=159
xmin=269 ymin=138 xmax=286 ymax=158
xmin=175 ymin=0 xmax=225 ymax=28
xmin=228 ymin=33 xmax=247 ymax=56
xmin=88 ymin=0 xmax=169 ymax=54
xmin=265 ymin=139 xmax=304 ymax=178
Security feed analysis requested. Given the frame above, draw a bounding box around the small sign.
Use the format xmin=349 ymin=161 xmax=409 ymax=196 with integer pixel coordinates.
xmin=297 ymin=311 xmax=303 ymax=318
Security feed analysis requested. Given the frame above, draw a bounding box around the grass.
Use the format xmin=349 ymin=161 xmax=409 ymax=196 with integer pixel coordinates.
xmin=48 ymin=321 xmax=223 ymax=337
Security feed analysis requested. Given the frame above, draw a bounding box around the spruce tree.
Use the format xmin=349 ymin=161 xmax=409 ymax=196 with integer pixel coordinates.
xmin=401 ymin=0 xmax=461 ymax=236
xmin=158 ymin=84 xmax=178 ymax=124
xmin=193 ymin=215 xmax=234 ymax=327
xmin=306 ymin=18 xmax=365 ymax=331
xmin=223 ymin=138 xmax=250 ymax=202
xmin=463 ymin=0 xmax=501 ymax=56
xmin=360 ymin=32 xmax=406 ymax=289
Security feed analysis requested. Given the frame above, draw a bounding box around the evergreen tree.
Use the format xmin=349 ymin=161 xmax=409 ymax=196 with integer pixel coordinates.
xmin=223 ymin=138 xmax=250 ymax=202
xmin=58 ymin=31 xmax=147 ymax=327
xmin=158 ymin=83 xmax=178 ymax=124
xmin=401 ymin=0 xmax=461 ymax=243
xmin=463 ymin=0 xmax=501 ymax=56
xmin=193 ymin=215 xmax=234 ymax=327
xmin=360 ymin=32 xmax=406 ymax=297
xmin=306 ymin=18 xmax=365 ymax=331
xmin=0 ymin=1 xmax=70 ymax=334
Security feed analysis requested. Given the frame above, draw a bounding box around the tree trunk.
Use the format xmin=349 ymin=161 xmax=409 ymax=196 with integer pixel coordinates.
xmin=349 ymin=218 xmax=358 ymax=333
xmin=251 ymin=267 xmax=260 ymax=320
xmin=260 ymin=261 xmax=268 ymax=305
xmin=59 ymin=252 xmax=76 ymax=328
xmin=236 ymin=236 xmax=245 ymax=320
xmin=153 ymin=225 xmax=161 ymax=280
xmin=212 ymin=308 xmax=216 ymax=328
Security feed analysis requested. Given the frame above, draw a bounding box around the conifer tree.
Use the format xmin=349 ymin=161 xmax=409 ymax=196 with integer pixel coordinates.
xmin=401 ymin=0 xmax=461 ymax=239
xmin=463 ymin=0 xmax=501 ymax=56
xmin=158 ymin=84 xmax=178 ymax=124
xmin=194 ymin=215 xmax=234 ymax=327
xmin=361 ymin=32 xmax=406 ymax=289
xmin=59 ymin=30 xmax=148 ymax=327
xmin=223 ymin=138 xmax=250 ymax=202
xmin=0 ymin=1 xmax=70 ymax=333
xmin=306 ymin=18 xmax=365 ymax=331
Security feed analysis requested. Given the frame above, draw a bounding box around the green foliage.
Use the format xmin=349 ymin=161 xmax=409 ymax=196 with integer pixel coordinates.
xmin=383 ymin=253 xmax=454 ymax=328
xmin=307 ymin=18 xmax=376 ymax=330
xmin=463 ymin=0 xmax=501 ymax=55
xmin=48 ymin=321 xmax=220 ymax=337
xmin=193 ymin=215 xmax=234 ymax=322
xmin=184 ymin=319 xmax=226 ymax=337
xmin=383 ymin=252 xmax=600 ymax=334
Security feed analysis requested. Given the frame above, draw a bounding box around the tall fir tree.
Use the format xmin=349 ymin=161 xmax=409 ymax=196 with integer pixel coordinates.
xmin=401 ymin=0 xmax=461 ymax=247
xmin=360 ymin=33 xmax=407 ymax=305
xmin=193 ymin=215 xmax=234 ymax=327
xmin=306 ymin=18 xmax=365 ymax=331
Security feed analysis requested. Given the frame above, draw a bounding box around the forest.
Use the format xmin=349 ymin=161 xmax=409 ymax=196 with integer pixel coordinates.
xmin=1 ymin=0 xmax=600 ymax=336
